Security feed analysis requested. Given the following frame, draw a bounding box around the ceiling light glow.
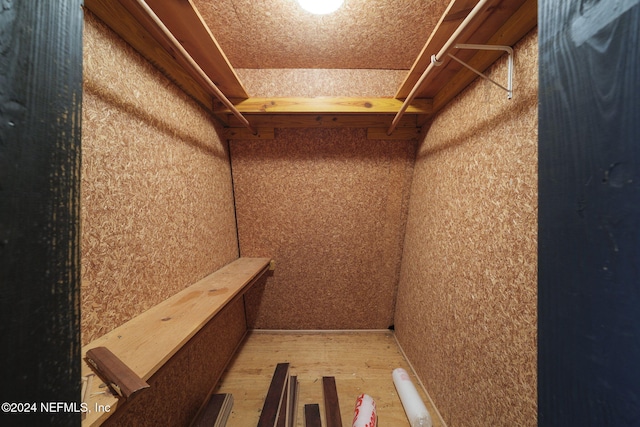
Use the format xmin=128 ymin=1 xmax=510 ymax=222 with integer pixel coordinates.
xmin=297 ymin=0 xmax=344 ymax=15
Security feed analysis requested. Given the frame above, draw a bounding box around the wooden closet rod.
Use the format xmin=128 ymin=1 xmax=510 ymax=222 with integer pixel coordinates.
xmin=387 ymin=0 xmax=491 ymax=135
xmin=131 ymin=0 xmax=257 ymax=135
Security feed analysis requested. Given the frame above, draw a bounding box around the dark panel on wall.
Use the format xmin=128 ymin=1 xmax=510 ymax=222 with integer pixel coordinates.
xmin=0 ymin=1 xmax=83 ymax=426
xmin=538 ymin=1 xmax=640 ymax=426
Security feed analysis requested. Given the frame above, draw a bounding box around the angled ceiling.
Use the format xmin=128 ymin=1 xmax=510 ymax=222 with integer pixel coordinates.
xmin=191 ymin=0 xmax=452 ymax=70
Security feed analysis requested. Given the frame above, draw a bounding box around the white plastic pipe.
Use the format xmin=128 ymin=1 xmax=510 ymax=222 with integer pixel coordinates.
xmin=392 ymin=368 xmax=433 ymax=427
xmin=352 ymin=393 xmax=377 ymax=427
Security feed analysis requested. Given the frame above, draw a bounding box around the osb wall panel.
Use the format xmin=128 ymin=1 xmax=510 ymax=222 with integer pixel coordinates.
xmin=192 ymin=0 xmax=446 ymax=69
xmin=236 ymin=68 xmax=407 ymax=97
xmin=394 ymin=30 xmax=538 ymax=427
xmin=81 ymin=11 xmax=238 ymax=344
xmin=103 ymin=298 xmax=246 ymax=427
xmin=231 ymin=129 xmax=415 ymax=329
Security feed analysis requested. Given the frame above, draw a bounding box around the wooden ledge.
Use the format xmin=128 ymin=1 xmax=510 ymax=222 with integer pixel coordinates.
xmin=81 ymin=257 xmax=272 ymax=426
xmin=215 ymin=97 xmax=433 ymax=115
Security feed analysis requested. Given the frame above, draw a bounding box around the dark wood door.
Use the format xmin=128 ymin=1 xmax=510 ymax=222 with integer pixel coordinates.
xmin=0 ymin=1 xmax=83 ymax=425
xmin=539 ymin=1 xmax=640 ymax=425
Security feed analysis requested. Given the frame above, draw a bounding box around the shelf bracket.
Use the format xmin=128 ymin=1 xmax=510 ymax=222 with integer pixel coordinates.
xmin=449 ymin=44 xmax=514 ymax=99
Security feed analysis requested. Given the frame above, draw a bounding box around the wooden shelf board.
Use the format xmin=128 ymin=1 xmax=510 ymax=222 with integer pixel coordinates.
xmin=432 ymin=0 xmax=538 ymax=113
xmin=223 ymin=114 xmax=418 ymax=130
xmin=84 ymin=0 xmax=215 ymax=111
xmin=81 ymin=257 xmax=271 ymax=426
xmin=145 ymin=0 xmax=249 ymax=99
xmin=215 ymin=97 xmax=432 ymax=115
xmin=395 ymin=0 xmax=537 ymax=105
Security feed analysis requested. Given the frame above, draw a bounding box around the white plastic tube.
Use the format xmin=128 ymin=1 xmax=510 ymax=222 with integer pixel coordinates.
xmin=392 ymin=368 xmax=433 ymax=427
xmin=352 ymin=393 xmax=377 ymax=427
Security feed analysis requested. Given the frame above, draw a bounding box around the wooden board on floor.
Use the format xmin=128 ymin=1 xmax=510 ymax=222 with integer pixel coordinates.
xmin=322 ymin=377 xmax=343 ymax=427
xmin=214 ymin=331 xmax=444 ymax=427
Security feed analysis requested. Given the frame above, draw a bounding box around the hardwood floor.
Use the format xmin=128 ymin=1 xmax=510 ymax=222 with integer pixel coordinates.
xmin=214 ymin=330 xmax=444 ymax=426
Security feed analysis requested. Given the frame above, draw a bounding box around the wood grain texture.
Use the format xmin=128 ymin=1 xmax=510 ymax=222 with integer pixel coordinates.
xmin=538 ymin=1 xmax=640 ymax=425
xmin=81 ymin=12 xmax=239 ymax=345
xmin=102 ymin=298 xmax=247 ymax=427
xmin=81 ymin=258 xmax=269 ymax=426
xmin=85 ymin=347 xmax=149 ymax=399
xmin=322 ymin=377 xmax=343 ymax=427
xmin=396 ymin=0 xmax=535 ymax=100
xmin=214 ymin=331 xmax=445 ymax=427
xmin=395 ymin=30 xmax=538 ymax=427
xmin=231 ymin=128 xmax=416 ymax=330
xmin=144 ymin=0 xmax=248 ymax=99
xmin=216 ymin=97 xmax=432 ymax=115
xmin=190 ymin=394 xmax=234 ymax=427
xmin=304 ymin=404 xmax=322 ymax=427
xmin=0 ymin=1 xmax=83 ymax=425
xmin=83 ymin=0 xmax=215 ymax=110
xmin=258 ymin=363 xmax=290 ymax=427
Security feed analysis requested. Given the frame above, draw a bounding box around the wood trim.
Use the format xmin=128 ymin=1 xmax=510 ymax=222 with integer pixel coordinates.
xmin=288 ymin=377 xmax=299 ymax=427
xmin=190 ymin=394 xmax=234 ymax=427
xmin=323 ymin=377 xmax=343 ymax=427
xmin=304 ymin=404 xmax=322 ymax=427
xmin=225 ymin=114 xmax=418 ymax=130
xmin=395 ymin=0 xmax=536 ymax=103
xmin=396 ymin=0 xmax=479 ymax=99
xmin=2 ymin=1 xmax=83 ymax=424
xmin=145 ymin=0 xmax=249 ymax=99
xmin=257 ymin=363 xmax=291 ymax=427
xmin=85 ymin=347 xmax=150 ymax=399
xmin=432 ymin=0 xmax=538 ymax=113
xmin=84 ymin=0 xmax=215 ymax=110
xmin=215 ymin=97 xmax=432 ymax=115
xmin=81 ymin=257 xmax=271 ymax=426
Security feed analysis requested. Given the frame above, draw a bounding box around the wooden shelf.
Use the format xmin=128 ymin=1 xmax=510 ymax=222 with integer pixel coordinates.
xmin=85 ymin=0 xmax=536 ymax=132
xmin=84 ymin=0 xmax=248 ymax=112
xmin=81 ymin=257 xmax=271 ymax=426
xmin=215 ymin=97 xmax=432 ymax=115
xmin=395 ymin=0 xmax=537 ymax=121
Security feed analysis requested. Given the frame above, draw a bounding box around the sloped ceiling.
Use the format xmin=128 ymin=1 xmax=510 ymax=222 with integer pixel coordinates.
xmin=191 ymin=0 xmax=452 ymax=70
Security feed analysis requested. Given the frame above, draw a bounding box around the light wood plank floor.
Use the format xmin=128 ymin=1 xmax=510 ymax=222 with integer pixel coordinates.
xmin=214 ymin=330 xmax=444 ymax=426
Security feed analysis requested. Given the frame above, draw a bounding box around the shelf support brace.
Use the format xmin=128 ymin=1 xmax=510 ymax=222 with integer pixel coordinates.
xmin=450 ymin=44 xmax=514 ymax=99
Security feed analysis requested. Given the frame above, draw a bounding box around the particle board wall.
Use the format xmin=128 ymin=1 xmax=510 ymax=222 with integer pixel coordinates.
xmin=81 ymin=11 xmax=239 ymax=344
xmin=236 ymin=68 xmax=407 ymax=97
xmin=394 ymin=30 xmax=538 ymax=427
xmin=231 ymin=128 xmax=416 ymax=329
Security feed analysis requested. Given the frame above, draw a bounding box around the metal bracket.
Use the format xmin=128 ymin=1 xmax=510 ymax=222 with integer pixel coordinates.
xmin=449 ymin=44 xmax=514 ymax=99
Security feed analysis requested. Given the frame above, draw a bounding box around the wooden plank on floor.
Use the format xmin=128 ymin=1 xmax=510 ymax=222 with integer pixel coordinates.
xmin=275 ymin=376 xmax=289 ymax=427
xmin=216 ymin=97 xmax=432 ymax=115
xmin=257 ymin=363 xmax=290 ymax=427
xmin=191 ymin=394 xmax=234 ymax=427
xmin=214 ymin=331 xmax=446 ymax=426
xmin=304 ymin=404 xmax=322 ymax=427
xmin=323 ymin=377 xmax=343 ymax=427
xmin=288 ymin=376 xmax=299 ymax=427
